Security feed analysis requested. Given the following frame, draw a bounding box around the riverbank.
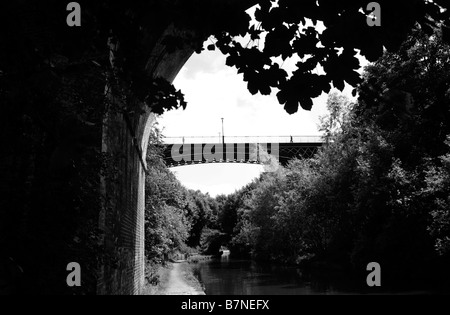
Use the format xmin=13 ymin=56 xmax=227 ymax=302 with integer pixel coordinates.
xmin=143 ymin=261 xmax=205 ymax=295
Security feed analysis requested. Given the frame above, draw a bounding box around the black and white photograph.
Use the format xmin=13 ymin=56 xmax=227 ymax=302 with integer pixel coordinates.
xmin=1 ymin=0 xmax=450 ymax=300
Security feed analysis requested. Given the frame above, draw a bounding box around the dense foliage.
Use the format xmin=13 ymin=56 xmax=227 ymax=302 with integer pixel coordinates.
xmin=426 ymin=142 xmax=450 ymax=256
xmin=144 ymin=128 xmax=222 ymax=277
xmin=213 ymin=29 xmax=450 ymax=288
xmin=212 ymin=0 xmax=450 ymax=113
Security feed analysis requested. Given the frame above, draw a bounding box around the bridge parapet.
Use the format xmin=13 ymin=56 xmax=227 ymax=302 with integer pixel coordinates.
xmin=163 ymin=135 xmax=324 ymax=144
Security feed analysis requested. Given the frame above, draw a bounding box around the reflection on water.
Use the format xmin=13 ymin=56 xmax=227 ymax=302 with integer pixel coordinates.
xmin=190 ymin=256 xmax=444 ymax=295
xmin=191 ymin=258 xmax=368 ymax=295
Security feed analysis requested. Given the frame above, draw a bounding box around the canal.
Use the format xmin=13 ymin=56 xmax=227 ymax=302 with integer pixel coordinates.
xmin=189 ymin=255 xmax=444 ymax=295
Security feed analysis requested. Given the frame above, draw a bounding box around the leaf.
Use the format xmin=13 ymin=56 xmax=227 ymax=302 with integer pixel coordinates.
xmin=277 ymin=90 xmax=288 ymax=104
xmin=333 ymin=79 xmax=345 ymax=92
xmin=264 ymin=25 xmax=295 ymax=59
xmin=299 ymin=98 xmax=313 ymax=111
xmin=226 ymin=55 xmax=238 ymax=67
xmin=259 ymin=83 xmax=271 ymax=95
xmin=284 ymin=98 xmax=299 ymax=114
xmin=248 ymin=25 xmax=262 ymax=41
xmin=345 ymin=70 xmax=363 ymax=87
xmin=248 ymin=80 xmax=259 ymax=95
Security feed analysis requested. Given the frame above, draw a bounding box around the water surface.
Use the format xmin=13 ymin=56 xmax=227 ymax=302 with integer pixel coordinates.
xmin=191 ymin=257 xmax=442 ymax=295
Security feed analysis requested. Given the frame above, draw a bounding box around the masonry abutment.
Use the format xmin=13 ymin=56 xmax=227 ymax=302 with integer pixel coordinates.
xmin=98 ymin=0 xmax=259 ymax=294
xmin=98 ymin=25 xmax=195 ymax=295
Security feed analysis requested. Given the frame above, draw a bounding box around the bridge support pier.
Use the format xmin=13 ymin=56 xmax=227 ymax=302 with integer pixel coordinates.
xmin=93 ymin=0 xmax=260 ymax=295
xmin=97 ymin=26 xmax=194 ymax=295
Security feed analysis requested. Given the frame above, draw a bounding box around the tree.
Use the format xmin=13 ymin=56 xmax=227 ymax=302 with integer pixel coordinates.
xmin=185 ymin=190 xmax=214 ymax=247
xmin=213 ymin=0 xmax=450 ymax=114
xmin=145 ymin=128 xmax=191 ymax=262
xmin=319 ymin=91 xmax=353 ymax=141
xmin=351 ymin=29 xmax=450 ymax=273
xmin=4 ymin=1 xmax=446 ymax=115
xmin=356 ymin=29 xmax=450 ymax=163
xmin=216 ymin=29 xmax=450 ymax=287
xmin=425 ymin=138 xmax=450 ymax=256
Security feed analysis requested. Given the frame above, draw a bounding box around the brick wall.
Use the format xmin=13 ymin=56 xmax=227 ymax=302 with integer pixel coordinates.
xmin=96 ymin=107 xmax=150 ymax=294
xmin=95 ymin=25 xmax=195 ymax=295
xmin=96 ymin=2 xmax=261 ymax=292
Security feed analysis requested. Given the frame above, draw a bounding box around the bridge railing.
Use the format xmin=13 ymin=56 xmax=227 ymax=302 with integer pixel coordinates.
xmin=162 ymin=135 xmax=325 ymax=144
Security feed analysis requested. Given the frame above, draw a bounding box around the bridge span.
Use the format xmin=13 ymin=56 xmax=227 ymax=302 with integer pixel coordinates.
xmin=160 ymin=136 xmax=325 ymax=167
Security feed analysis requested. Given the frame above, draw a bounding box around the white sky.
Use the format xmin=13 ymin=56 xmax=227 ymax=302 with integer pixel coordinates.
xmin=158 ymin=42 xmax=368 ymax=197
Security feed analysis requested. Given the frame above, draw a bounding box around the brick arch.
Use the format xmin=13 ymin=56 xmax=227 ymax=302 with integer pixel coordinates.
xmin=98 ymin=25 xmax=195 ymax=295
xmin=99 ymin=0 xmax=259 ymax=295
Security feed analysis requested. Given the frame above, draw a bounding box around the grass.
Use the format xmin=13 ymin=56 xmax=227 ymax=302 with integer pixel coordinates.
xmin=142 ymin=260 xmax=205 ymax=295
xmin=142 ymin=262 xmax=172 ymax=295
xmin=179 ymin=262 xmax=205 ymax=294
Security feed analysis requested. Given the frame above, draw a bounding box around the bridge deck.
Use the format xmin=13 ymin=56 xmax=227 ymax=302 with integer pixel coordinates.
xmin=160 ymin=142 xmax=323 ymax=167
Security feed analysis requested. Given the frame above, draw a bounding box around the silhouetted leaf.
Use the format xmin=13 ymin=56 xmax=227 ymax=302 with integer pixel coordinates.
xmin=300 ymin=98 xmax=313 ymax=111
xmin=333 ymin=79 xmax=345 ymax=92
xmin=284 ymin=98 xmax=299 ymax=114
xmin=248 ymin=80 xmax=259 ymax=95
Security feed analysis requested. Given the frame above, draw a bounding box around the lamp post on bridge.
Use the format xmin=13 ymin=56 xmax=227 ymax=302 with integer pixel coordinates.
xmin=221 ymin=118 xmax=225 ymax=144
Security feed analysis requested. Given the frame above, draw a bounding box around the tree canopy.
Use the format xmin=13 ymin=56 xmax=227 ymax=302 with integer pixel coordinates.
xmin=212 ymin=0 xmax=450 ymax=113
xmin=211 ymin=28 xmax=450 ymax=288
xmin=2 ymin=1 xmax=450 ymax=115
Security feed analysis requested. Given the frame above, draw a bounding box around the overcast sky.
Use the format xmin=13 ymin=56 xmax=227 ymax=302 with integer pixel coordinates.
xmin=158 ymin=42 xmax=367 ymax=197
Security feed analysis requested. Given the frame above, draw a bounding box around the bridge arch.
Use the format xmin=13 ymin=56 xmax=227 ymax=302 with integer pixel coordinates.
xmin=98 ymin=26 xmax=195 ymax=294
xmin=99 ymin=1 xmax=259 ymax=294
